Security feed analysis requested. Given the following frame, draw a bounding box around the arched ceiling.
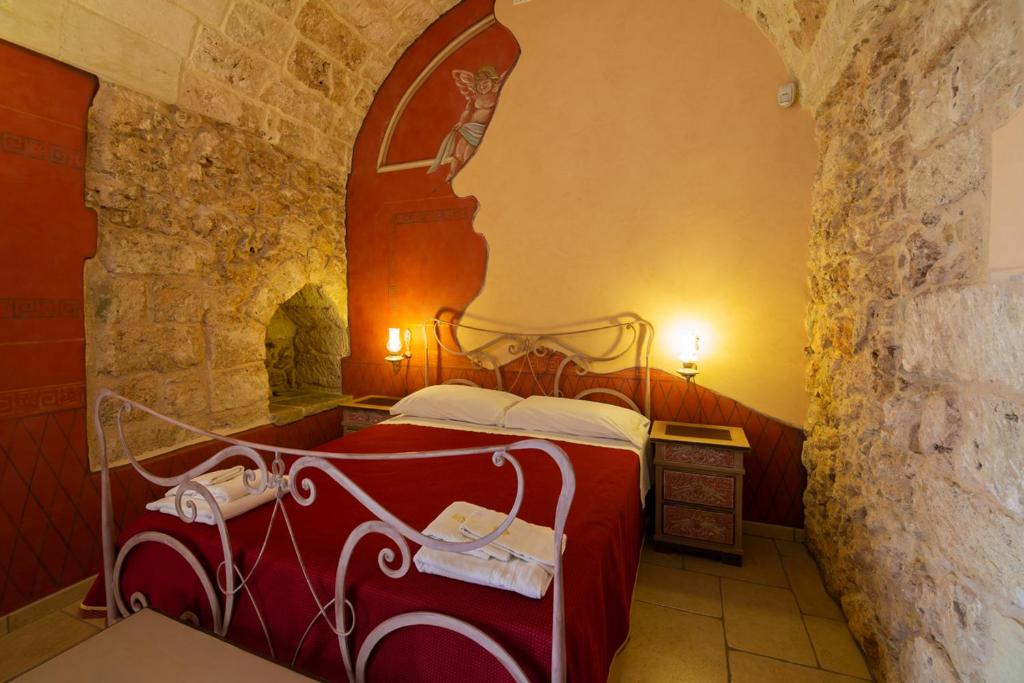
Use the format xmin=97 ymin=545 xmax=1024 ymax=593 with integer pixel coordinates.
xmin=0 ymin=0 xmax=887 ymax=177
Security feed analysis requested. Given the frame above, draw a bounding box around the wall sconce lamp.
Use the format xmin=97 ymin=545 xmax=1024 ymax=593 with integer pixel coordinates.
xmin=676 ymin=335 xmax=700 ymax=382
xmin=385 ymin=327 xmax=412 ymax=371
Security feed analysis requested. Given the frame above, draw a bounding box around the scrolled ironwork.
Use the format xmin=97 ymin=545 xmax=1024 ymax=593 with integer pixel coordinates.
xmin=421 ymin=317 xmax=653 ymax=417
xmin=95 ymin=387 xmax=579 ymax=682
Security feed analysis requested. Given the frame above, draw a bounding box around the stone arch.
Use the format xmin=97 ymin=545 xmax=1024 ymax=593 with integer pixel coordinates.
xmin=264 ymin=283 xmax=346 ymax=393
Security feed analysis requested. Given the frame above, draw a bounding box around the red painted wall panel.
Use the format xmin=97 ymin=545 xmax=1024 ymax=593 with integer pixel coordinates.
xmin=0 ymin=39 xmax=97 ymax=614
xmin=345 ymin=0 xmax=517 ymax=371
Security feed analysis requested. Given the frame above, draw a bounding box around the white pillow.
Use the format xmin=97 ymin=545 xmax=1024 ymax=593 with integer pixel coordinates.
xmin=389 ymin=385 xmax=522 ymax=426
xmin=501 ymin=395 xmax=650 ymax=447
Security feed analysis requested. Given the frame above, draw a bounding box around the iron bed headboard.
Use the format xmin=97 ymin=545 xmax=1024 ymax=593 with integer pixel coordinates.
xmin=422 ymin=315 xmax=654 ymax=418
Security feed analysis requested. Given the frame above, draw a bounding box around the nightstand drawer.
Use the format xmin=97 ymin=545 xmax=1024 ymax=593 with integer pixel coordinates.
xmin=343 ymin=408 xmax=389 ymax=427
xmin=663 ymin=469 xmax=735 ymax=508
xmin=662 ymin=504 xmax=734 ymax=546
xmin=657 ymin=442 xmax=739 ymax=470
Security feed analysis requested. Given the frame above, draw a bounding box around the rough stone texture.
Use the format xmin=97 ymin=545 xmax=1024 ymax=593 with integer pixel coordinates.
xmin=799 ymin=1 xmax=1024 ymax=680
xmin=264 ymin=284 xmax=346 ymax=394
xmin=84 ymin=84 xmax=348 ymax=467
xmin=176 ymin=0 xmax=460 ymax=171
xmin=0 ymin=0 xmax=459 ymax=172
xmin=722 ymin=0 xmax=891 ymax=112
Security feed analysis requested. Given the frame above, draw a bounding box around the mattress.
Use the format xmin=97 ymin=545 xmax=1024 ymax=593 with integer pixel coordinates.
xmin=85 ymin=421 xmax=645 ymax=681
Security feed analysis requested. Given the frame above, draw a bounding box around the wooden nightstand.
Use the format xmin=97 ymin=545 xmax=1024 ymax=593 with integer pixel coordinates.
xmin=341 ymin=395 xmax=400 ymax=435
xmin=650 ymin=420 xmax=750 ymax=563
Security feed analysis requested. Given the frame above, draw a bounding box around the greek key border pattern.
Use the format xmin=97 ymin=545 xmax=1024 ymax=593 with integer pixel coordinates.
xmin=0 ymin=382 xmax=85 ymax=419
xmin=0 ymin=131 xmax=85 ymax=169
xmin=0 ymin=298 xmax=83 ymax=320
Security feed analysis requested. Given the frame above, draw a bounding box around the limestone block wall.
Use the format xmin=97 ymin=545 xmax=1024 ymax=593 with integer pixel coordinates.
xmin=85 ymin=83 xmax=348 ymax=467
xmin=0 ymin=0 xmax=457 ymax=173
xmin=264 ymin=283 xmax=347 ymax=393
xmin=801 ymin=1 xmax=1024 ymax=679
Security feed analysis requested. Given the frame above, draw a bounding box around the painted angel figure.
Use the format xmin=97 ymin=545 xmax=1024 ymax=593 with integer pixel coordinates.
xmin=429 ymin=65 xmax=508 ymax=181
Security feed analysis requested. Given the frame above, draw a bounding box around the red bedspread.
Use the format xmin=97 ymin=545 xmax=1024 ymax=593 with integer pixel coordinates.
xmin=85 ymin=424 xmax=644 ymax=681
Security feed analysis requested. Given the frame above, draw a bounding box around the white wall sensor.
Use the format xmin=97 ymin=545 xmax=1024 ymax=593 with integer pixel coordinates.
xmin=778 ymin=82 xmax=797 ymax=108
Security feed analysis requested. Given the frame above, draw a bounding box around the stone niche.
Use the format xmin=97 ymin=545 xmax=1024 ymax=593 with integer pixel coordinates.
xmin=265 ymin=284 xmax=349 ymax=424
xmin=85 ymin=83 xmax=350 ymax=467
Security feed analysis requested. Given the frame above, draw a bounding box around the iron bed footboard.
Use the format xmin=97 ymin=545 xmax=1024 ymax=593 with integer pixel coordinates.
xmin=94 ymin=389 xmax=575 ymax=682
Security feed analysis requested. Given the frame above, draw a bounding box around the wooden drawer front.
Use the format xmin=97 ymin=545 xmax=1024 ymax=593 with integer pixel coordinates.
xmin=659 ymin=442 xmax=737 ymax=469
xmin=662 ymin=505 xmax=734 ymax=545
xmin=663 ymin=470 xmax=734 ymax=509
xmin=344 ymin=408 xmax=388 ymax=426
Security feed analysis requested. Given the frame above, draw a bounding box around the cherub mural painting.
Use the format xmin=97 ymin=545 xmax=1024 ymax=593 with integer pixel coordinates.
xmin=428 ymin=65 xmax=508 ymax=181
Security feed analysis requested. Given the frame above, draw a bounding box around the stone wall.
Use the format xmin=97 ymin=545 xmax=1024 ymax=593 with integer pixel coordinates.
xmin=85 ymin=83 xmax=348 ymax=467
xmin=0 ymin=0 xmax=457 ymax=173
xmin=802 ymin=1 xmax=1024 ymax=680
xmin=264 ymin=283 xmax=347 ymax=394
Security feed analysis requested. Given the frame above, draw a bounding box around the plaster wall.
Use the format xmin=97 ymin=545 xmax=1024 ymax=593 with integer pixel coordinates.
xmin=455 ymin=0 xmax=817 ymax=427
xmin=990 ymin=106 xmax=1024 ymax=277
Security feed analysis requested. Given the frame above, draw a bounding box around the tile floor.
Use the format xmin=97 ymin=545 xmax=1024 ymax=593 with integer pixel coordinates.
xmin=0 ymin=533 xmax=872 ymax=682
xmin=610 ymin=534 xmax=873 ymax=682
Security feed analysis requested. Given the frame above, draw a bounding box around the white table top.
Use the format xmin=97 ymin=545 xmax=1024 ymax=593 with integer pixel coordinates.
xmin=15 ymin=609 xmax=313 ymax=682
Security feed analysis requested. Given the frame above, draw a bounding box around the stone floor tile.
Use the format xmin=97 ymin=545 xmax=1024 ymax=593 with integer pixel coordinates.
xmin=774 ymin=538 xmax=810 ymax=557
xmin=721 ymin=578 xmax=817 ymax=666
xmin=7 ymin=576 xmax=95 ymax=632
xmin=742 ymin=521 xmax=795 ymax=540
xmin=0 ymin=611 xmax=98 ymax=680
xmin=683 ymin=535 xmax=788 ymax=587
xmin=804 ymin=615 xmax=872 ymax=679
xmin=635 ymin=563 xmax=722 ymax=617
xmin=641 ymin=542 xmax=684 ymax=569
xmin=782 ymin=553 xmax=844 ymax=620
xmin=609 ymin=601 xmax=727 ymax=682
xmin=59 ymin=604 xmax=106 ymax=631
xmin=729 ymin=650 xmax=869 ymax=682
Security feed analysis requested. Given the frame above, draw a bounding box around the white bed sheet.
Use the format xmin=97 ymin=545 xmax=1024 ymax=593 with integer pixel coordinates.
xmin=382 ymin=415 xmax=651 ymax=506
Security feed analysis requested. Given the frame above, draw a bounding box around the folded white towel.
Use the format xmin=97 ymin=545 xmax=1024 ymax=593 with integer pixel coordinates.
xmin=147 ymin=478 xmax=287 ymax=525
xmin=460 ymin=508 xmax=567 ymax=569
xmin=422 ymin=502 xmax=511 ymax=562
xmin=413 ymin=547 xmax=552 ymax=599
xmin=165 ymin=466 xmax=251 ymax=503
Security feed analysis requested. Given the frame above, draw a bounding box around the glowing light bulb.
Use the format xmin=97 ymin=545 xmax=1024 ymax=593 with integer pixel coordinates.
xmin=679 ymin=335 xmax=700 ymax=364
xmin=386 ymin=328 xmax=402 ymax=355
xmin=676 ymin=334 xmax=700 ymax=380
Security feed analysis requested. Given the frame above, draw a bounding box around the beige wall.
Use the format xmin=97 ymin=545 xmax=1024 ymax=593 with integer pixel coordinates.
xmin=454 ymin=0 xmax=817 ymax=426
xmin=990 ymin=106 xmax=1024 ymax=278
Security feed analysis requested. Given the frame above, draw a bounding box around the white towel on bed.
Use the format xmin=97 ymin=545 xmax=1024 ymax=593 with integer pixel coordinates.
xmin=164 ymin=466 xmax=254 ymax=503
xmin=148 ymin=477 xmax=287 ymax=525
xmin=422 ymin=502 xmax=511 ymax=562
xmin=459 ymin=507 xmax=566 ymax=569
xmin=413 ymin=547 xmax=553 ymax=599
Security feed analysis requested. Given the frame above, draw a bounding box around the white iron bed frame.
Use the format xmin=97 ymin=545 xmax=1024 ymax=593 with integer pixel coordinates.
xmin=96 ymin=316 xmax=653 ymax=682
